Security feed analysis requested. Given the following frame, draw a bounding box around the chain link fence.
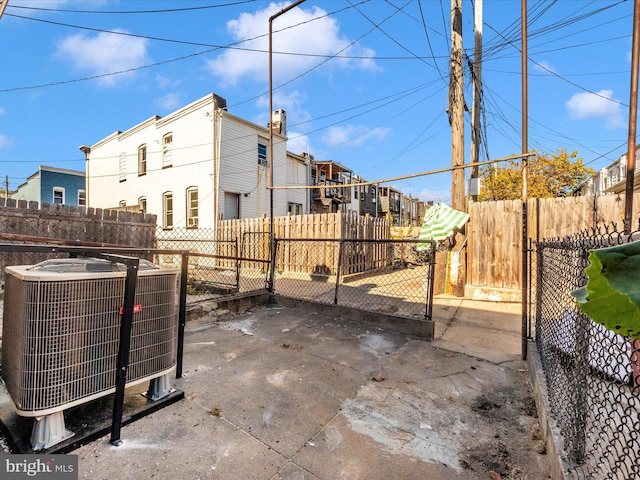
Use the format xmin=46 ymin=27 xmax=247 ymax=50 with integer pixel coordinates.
xmin=532 ymin=222 xmax=640 ymax=479
xmin=272 ymin=238 xmax=435 ymax=320
xmin=156 ymin=228 xmax=270 ymax=302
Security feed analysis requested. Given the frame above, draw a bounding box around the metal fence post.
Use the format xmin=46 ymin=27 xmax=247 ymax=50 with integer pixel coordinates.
xmin=109 ymin=256 xmax=139 ymax=446
xmin=268 ymin=235 xmax=277 ymax=293
xmin=334 ymin=239 xmax=344 ymax=305
xmin=424 ymin=241 xmax=436 ymax=320
xmin=176 ymin=252 xmax=189 ymax=379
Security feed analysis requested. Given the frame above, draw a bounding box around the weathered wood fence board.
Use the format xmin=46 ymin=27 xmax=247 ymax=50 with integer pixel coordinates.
xmin=215 ymin=211 xmax=390 ymax=275
xmin=468 ymin=193 xmax=640 ymax=292
xmin=0 ymin=199 xmax=157 ymax=277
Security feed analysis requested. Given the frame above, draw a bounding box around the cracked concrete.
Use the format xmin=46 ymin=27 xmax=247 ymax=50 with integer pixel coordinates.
xmin=55 ymin=299 xmax=550 ymax=479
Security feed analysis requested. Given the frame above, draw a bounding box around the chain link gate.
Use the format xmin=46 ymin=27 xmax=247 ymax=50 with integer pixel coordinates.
xmin=532 ymin=223 xmax=640 ymax=479
xmin=271 ymin=238 xmax=435 ymax=322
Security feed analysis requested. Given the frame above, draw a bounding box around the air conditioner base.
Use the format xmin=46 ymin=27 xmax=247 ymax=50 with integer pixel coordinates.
xmin=0 ymin=381 xmax=184 ymax=454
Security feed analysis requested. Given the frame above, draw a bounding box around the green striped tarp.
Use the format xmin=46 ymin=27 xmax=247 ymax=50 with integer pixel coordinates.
xmin=416 ymin=202 xmax=469 ymax=250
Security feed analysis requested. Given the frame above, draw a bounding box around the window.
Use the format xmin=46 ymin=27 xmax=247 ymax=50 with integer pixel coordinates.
xmin=288 ymin=202 xmax=302 ymax=215
xmin=162 ymin=133 xmax=173 ymax=168
xmin=119 ymin=152 xmax=127 ymax=182
xmin=53 ymin=187 xmax=64 ymax=205
xmin=360 ymin=185 xmax=365 ymax=201
xmin=138 ymin=196 xmax=147 ymax=214
xmin=186 ymin=187 xmax=198 ymax=228
xmin=371 ymin=186 xmax=377 ymax=203
xmin=258 ymin=140 xmax=268 ymax=167
xmin=138 ymin=144 xmax=147 ymax=176
xmin=78 ymin=190 xmax=86 ymax=206
xmin=163 ymin=192 xmax=173 ymax=229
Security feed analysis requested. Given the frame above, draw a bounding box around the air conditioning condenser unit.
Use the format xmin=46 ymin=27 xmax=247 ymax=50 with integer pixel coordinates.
xmin=1 ymin=258 xmax=180 ymax=450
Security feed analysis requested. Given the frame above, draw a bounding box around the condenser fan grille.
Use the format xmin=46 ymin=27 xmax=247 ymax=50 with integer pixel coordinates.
xmin=2 ymin=267 xmax=179 ymax=415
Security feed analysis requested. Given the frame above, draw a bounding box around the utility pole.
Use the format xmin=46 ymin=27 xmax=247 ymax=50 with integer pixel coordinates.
xmin=470 ymin=0 xmax=482 ymax=203
xmin=4 ymin=175 xmax=8 ymax=200
xmin=625 ymin=0 xmax=640 ymax=234
xmin=0 ymin=1 xmax=8 ymax=21
xmin=269 ymin=0 xmax=305 ymax=237
xmin=521 ymin=0 xmax=529 ymax=360
xmin=449 ymin=0 xmax=465 ymax=212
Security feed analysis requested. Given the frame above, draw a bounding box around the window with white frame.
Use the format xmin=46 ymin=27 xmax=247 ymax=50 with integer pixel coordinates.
xmin=53 ymin=187 xmax=64 ymax=205
xmin=258 ymin=140 xmax=268 ymax=167
xmin=288 ymin=202 xmax=302 ymax=215
xmin=119 ymin=152 xmax=127 ymax=182
xmin=78 ymin=190 xmax=86 ymax=206
xmin=138 ymin=144 xmax=147 ymax=176
xmin=186 ymin=187 xmax=198 ymax=228
xmin=163 ymin=192 xmax=173 ymax=229
xmin=138 ymin=196 xmax=147 ymax=214
xmin=162 ymin=133 xmax=173 ymax=168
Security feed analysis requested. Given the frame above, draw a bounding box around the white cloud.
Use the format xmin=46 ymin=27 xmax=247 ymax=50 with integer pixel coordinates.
xmin=56 ymin=30 xmax=150 ymax=86
xmin=533 ymin=60 xmax=555 ymax=74
xmin=0 ymin=134 xmax=8 ymax=149
xmin=154 ymin=93 xmax=182 ymax=112
xmin=409 ymin=186 xmax=450 ymax=205
xmin=321 ymin=125 xmax=390 ymax=148
xmin=255 ymin=89 xmax=311 ymax=128
xmin=206 ymin=3 xmax=377 ymax=85
xmin=155 ymin=74 xmax=181 ymax=90
xmin=565 ymin=89 xmax=625 ymax=129
xmin=0 ymin=107 xmax=6 ymax=115
xmin=286 ymin=132 xmax=310 ymax=156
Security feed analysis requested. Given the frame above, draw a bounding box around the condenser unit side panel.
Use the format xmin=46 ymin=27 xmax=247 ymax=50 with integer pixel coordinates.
xmin=2 ymin=269 xmax=179 ymax=417
xmin=1 ymin=273 xmax=27 ymax=408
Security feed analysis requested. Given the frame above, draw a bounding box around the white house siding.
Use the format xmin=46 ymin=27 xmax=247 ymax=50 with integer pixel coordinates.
xmin=84 ymin=93 xmax=293 ymax=229
xmin=285 ymin=152 xmax=310 ymax=214
xmin=12 ymin=173 xmax=41 ymax=203
xmin=86 ymin=96 xmax=216 ymax=229
xmin=214 ymin=111 xmax=291 ymax=219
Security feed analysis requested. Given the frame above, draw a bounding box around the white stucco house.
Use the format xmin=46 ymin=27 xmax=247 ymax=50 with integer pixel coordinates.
xmin=80 ymin=93 xmax=309 ymax=231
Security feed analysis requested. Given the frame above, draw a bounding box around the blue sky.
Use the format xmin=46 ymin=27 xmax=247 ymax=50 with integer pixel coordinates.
xmin=0 ymin=0 xmax=635 ymax=204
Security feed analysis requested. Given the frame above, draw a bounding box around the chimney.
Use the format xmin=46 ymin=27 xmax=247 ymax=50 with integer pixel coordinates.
xmin=270 ymin=109 xmax=286 ymax=135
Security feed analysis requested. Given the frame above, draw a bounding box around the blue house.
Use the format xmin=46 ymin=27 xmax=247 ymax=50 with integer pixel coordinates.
xmin=12 ymin=166 xmax=86 ymax=206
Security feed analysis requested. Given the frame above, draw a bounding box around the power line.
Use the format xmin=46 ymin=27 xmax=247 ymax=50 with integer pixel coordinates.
xmin=7 ymin=1 xmax=258 ymax=15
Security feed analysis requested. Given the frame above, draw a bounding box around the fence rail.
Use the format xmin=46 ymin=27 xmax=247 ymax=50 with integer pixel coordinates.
xmin=532 ymin=222 xmax=640 ymax=479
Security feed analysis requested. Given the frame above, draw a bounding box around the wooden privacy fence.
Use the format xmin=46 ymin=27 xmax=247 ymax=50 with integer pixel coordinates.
xmin=215 ymin=211 xmax=390 ymax=275
xmin=467 ymin=193 xmax=640 ymax=293
xmin=216 ymin=210 xmax=390 ymax=242
xmin=0 ymin=199 xmax=157 ymax=279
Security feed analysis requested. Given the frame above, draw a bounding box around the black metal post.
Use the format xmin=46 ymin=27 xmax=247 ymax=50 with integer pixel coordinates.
xmin=521 ymin=201 xmax=529 ymax=360
xmin=234 ymin=238 xmax=241 ymax=291
xmin=425 ymin=241 xmax=436 ymax=320
xmin=110 ymin=256 xmax=139 ymax=446
xmin=269 ymin=235 xmax=277 ymax=293
xmin=176 ymin=252 xmax=189 ymax=379
xmin=334 ymin=240 xmax=344 ymax=305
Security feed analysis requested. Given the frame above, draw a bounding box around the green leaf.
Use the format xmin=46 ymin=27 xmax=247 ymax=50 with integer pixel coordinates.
xmin=572 ymin=240 xmax=640 ymax=339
